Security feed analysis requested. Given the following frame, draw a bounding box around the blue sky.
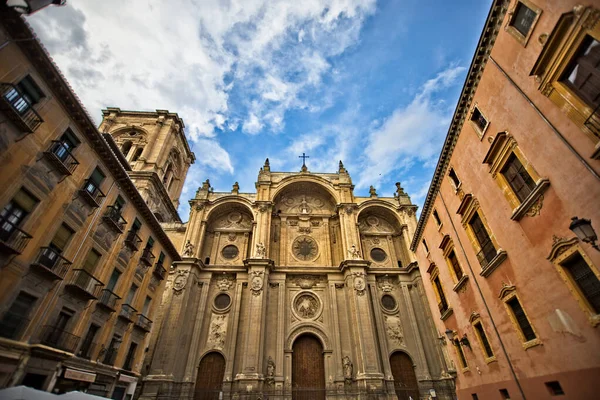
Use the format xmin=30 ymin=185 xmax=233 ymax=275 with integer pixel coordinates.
xmin=28 ymin=0 xmax=491 ymax=222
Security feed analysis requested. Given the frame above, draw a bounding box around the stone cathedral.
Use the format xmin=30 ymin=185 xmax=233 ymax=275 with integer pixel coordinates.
xmin=139 ymin=159 xmax=455 ymax=400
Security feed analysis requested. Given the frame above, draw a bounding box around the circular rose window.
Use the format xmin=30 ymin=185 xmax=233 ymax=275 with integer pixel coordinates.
xmin=370 ymin=248 xmax=387 ymax=262
xmin=381 ymin=295 xmax=397 ymax=311
xmin=222 ymin=245 xmax=239 ymax=259
xmin=292 ymin=236 xmax=318 ymax=261
xmin=214 ymin=293 xmax=231 ymax=310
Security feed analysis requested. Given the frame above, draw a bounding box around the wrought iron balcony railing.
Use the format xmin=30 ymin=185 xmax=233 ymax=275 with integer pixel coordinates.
xmin=78 ymin=179 xmax=106 ymax=208
xmin=135 ymin=314 xmax=152 ymax=332
xmin=139 ymin=247 xmax=155 ymax=266
xmin=102 ymin=206 xmax=127 ymax=233
xmin=97 ymin=289 xmax=120 ymax=312
xmin=65 ymin=269 xmax=103 ymax=299
xmin=0 ymin=82 xmax=43 ymax=133
xmin=584 ymin=102 xmax=600 ymax=138
xmin=153 ymin=262 xmax=166 ymax=280
xmin=118 ymin=303 xmax=137 ymax=323
xmin=0 ymin=217 xmax=33 ymax=255
xmin=30 ymin=246 xmax=72 ymax=280
xmin=476 ymin=240 xmax=497 ymax=269
xmin=0 ymin=311 xmax=29 ymax=340
xmin=124 ymin=230 xmax=142 ymax=251
xmin=39 ymin=324 xmax=80 ymax=353
xmin=43 ymin=141 xmax=79 ymax=176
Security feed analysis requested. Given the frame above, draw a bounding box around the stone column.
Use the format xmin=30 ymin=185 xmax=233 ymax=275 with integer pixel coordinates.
xmin=327 ymin=276 xmax=345 ymax=384
xmin=272 ymin=274 xmax=287 ymax=389
xmin=141 ymin=118 xmax=165 ymax=160
xmin=235 ymin=258 xmax=274 ymax=391
xmin=401 ymin=282 xmax=431 ymax=380
xmin=140 ymin=259 xmax=205 ymax=399
xmin=252 ymin=204 xmax=272 ymax=256
xmin=338 ymin=207 xmax=361 ymax=258
xmin=340 ymin=259 xmax=385 ymax=392
xmin=223 ymin=275 xmax=245 ymax=393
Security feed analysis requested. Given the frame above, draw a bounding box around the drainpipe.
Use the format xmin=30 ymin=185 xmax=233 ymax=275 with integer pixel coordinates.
xmin=438 ymin=192 xmax=526 ymax=400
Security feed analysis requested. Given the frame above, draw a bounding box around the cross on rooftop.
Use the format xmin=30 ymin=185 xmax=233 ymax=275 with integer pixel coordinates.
xmin=299 ymin=153 xmax=310 ymax=172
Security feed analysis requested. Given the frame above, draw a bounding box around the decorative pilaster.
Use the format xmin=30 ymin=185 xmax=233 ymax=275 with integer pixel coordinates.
xmin=339 ymin=259 xmax=385 ymax=391
xmin=235 ymin=258 xmax=275 ymax=390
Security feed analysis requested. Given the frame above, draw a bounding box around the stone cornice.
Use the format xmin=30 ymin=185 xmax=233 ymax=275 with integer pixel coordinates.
xmin=410 ymin=0 xmax=508 ymax=251
xmin=0 ymin=7 xmax=181 ymax=261
xmin=128 ymin=171 xmax=181 ymax=223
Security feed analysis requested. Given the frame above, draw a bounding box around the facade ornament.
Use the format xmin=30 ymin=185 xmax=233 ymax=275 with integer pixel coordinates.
xmin=173 ymin=270 xmax=189 ymax=294
xmin=207 ymin=314 xmax=227 ymax=350
xmin=369 ymin=185 xmax=377 ymax=197
xmin=299 ymin=196 xmax=311 ymax=214
xmin=347 ymin=244 xmax=362 ymax=260
xmin=232 ymin=181 xmax=239 ymax=194
xmin=352 ymin=272 xmax=367 ymax=296
xmin=217 ymin=275 xmax=234 ymax=292
xmin=377 ymin=275 xmax=395 ymax=293
xmin=250 ymin=270 xmax=264 ymax=296
xmin=293 ymin=275 xmax=317 ymax=289
xmin=183 ymin=240 xmax=195 ymax=257
xmin=257 ymin=204 xmax=270 ymax=213
xmin=547 ymin=236 xmax=578 ymax=261
xmin=265 ymin=356 xmax=275 ymax=386
xmin=255 ymin=242 xmax=266 ymax=259
xmin=342 ymin=356 xmax=353 ymax=384
xmin=384 ymin=315 xmax=404 ymax=346
xmin=263 ymin=158 xmax=270 ymax=172
xmin=525 ymin=195 xmax=544 ymax=217
xmin=395 ymin=182 xmax=406 ymax=197
xmin=294 ymin=293 xmax=320 ymax=319
xmin=338 ymin=160 xmax=346 ymax=173
xmin=202 ymin=179 xmax=211 ymax=190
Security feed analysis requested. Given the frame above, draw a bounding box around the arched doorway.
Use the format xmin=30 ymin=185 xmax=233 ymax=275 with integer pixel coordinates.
xmin=390 ymin=352 xmax=420 ymax=400
xmin=292 ymin=334 xmax=325 ymax=400
xmin=194 ymin=352 xmax=225 ymax=400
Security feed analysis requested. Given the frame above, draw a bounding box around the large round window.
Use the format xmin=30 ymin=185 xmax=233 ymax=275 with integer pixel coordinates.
xmin=222 ymin=245 xmax=239 ymax=259
xmin=214 ymin=293 xmax=231 ymax=310
xmin=381 ymin=295 xmax=397 ymax=311
xmin=370 ymin=248 xmax=387 ymax=262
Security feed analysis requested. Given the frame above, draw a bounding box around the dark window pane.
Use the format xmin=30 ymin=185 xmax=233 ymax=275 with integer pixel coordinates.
xmin=370 ymin=248 xmax=387 ymax=262
xmin=471 ymin=107 xmax=488 ymax=131
xmin=221 ymin=245 xmax=239 ymax=259
xmin=434 ymin=277 xmax=448 ymax=312
xmin=448 ymin=250 xmax=463 ymax=280
xmin=511 ymin=2 xmax=537 ymax=36
xmin=562 ymin=35 xmax=600 ymax=108
xmin=507 ymin=297 xmax=536 ymax=341
xmin=457 ymin=344 xmax=468 ymax=368
xmin=381 ymin=295 xmax=396 ymax=311
xmin=474 ymin=322 xmax=494 ymax=358
xmin=449 ymin=168 xmax=460 ymax=188
xmin=562 ymin=253 xmax=600 ymax=314
xmin=0 ymin=292 xmax=36 ymax=339
xmin=214 ymin=293 xmax=231 ymax=310
xmin=469 ymin=213 xmax=496 ymax=264
xmin=501 ymin=153 xmax=536 ymax=202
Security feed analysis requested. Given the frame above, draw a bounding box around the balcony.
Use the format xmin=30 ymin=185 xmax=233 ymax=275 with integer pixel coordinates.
xmin=39 ymin=325 xmax=80 ymax=353
xmin=153 ymin=262 xmax=166 ymax=280
xmin=124 ymin=230 xmax=142 ymax=252
xmin=0 ymin=217 xmax=32 ymax=255
xmin=42 ymin=141 xmax=79 ymax=176
xmin=0 ymin=311 xmax=29 ymax=340
xmin=78 ymin=180 xmax=106 ymax=208
xmin=65 ymin=269 xmax=103 ymax=300
xmin=0 ymin=83 xmax=43 ymax=133
xmin=102 ymin=347 xmax=118 ymax=366
xmin=102 ymin=206 xmax=127 ymax=233
xmin=135 ymin=314 xmax=152 ymax=332
xmin=118 ymin=303 xmax=137 ymax=323
xmin=97 ymin=289 xmax=120 ymax=312
xmin=139 ymin=247 xmax=155 ymax=266
xmin=30 ymin=247 xmax=72 ymax=280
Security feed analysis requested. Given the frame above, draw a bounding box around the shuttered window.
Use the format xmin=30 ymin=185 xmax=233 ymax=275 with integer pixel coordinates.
xmin=469 ymin=213 xmax=496 ymax=264
xmin=448 ymin=250 xmax=463 ymax=281
xmin=474 ymin=322 xmax=494 ymax=358
xmin=456 ymin=343 xmax=468 ymax=368
xmin=507 ymin=297 xmax=536 ymax=341
xmin=511 ymin=2 xmax=537 ymax=36
xmin=433 ymin=276 xmax=448 ymax=312
xmin=83 ymin=249 xmax=101 ymax=272
xmin=501 ymin=153 xmax=536 ymax=202
xmin=13 ymin=189 xmax=38 ymax=213
xmin=90 ymin=168 xmax=105 ymax=187
xmin=562 ymin=35 xmax=600 ymax=108
xmin=562 ymin=253 xmax=600 ymax=314
xmin=51 ymin=224 xmax=74 ymax=251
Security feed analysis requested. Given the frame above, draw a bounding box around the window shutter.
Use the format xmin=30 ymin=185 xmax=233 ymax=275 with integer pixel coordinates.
xmin=61 ymin=129 xmax=80 ymax=148
xmin=52 ymin=224 xmax=74 ymax=251
xmin=13 ymin=189 xmax=38 ymax=213
xmin=83 ymin=249 xmax=101 ymax=272
xmin=17 ymin=76 xmax=43 ymax=104
xmin=90 ymin=168 xmax=105 ymax=186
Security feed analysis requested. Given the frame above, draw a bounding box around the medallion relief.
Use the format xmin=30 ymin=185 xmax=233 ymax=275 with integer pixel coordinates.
xmin=291 ymin=291 xmax=322 ymax=321
xmin=352 ymin=272 xmax=367 ymax=296
xmin=291 ymin=235 xmax=319 ymax=262
xmin=250 ymin=270 xmax=264 ymax=296
xmin=173 ymin=270 xmax=189 ymax=294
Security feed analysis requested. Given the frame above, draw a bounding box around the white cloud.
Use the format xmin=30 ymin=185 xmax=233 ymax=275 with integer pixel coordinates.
xmin=356 ymin=65 xmax=466 ymax=189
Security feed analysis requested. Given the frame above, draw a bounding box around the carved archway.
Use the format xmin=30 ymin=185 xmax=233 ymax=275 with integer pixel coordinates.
xmin=194 ymin=352 xmax=225 ymax=400
xmin=357 ymin=205 xmax=407 ymax=268
xmin=286 ymin=322 xmax=331 ymax=351
xmin=390 ymin=351 xmax=419 ymax=400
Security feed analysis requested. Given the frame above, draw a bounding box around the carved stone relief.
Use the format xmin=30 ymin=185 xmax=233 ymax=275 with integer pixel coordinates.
xmin=290 ymin=275 xmax=324 ymax=289
xmin=377 ymin=276 xmax=397 ymax=293
xmin=352 ymin=272 xmax=367 ymax=296
xmin=173 ymin=270 xmax=190 ymax=294
xmin=250 ymin=270 xmax=264 ymax=296
xmin=294 ymin=293 xmax=320 ymax=319
xmin=216 ymin=274 xmax=235 ymax=291
xmin=207 ymin=314 xmax=228 ymax=350
xmin=384 ymin=315 xmax=404 ymax=346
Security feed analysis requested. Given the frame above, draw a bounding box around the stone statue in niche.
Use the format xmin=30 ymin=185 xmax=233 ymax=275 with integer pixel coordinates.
xmin=183 ymin=240 xmax=194 ymax=257
xmin=347 ymin=244 xmax=361 ymax=260
xmin=255 ymin=242 xmax=266 ymax=258
xmin=342 ymin=356 xmax=353 ymax=384
xmin=266 ymin=356 xmax=275 ymax=386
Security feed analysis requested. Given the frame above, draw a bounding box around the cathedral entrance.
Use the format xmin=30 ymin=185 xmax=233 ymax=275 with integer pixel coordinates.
xmin=194 ymin=352 xmax=225 ymax=400
xmin=292 ymin=334 xmax=325 ymax=400
xmin=390 ymin=352 xmax=420 ymax=400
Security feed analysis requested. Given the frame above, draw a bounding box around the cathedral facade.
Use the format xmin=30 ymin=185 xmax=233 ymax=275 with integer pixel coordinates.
xmin=139 ymin=160 xmax=455 ymax=399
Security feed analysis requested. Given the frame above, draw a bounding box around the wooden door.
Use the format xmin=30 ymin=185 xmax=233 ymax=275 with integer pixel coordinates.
xmin=390 ymin=352 xmax=420 ymax=400
xmin=194 ymin=352 xmax=225 ymax=400
xmin=292 ymin=335 xmax=325 ymax=400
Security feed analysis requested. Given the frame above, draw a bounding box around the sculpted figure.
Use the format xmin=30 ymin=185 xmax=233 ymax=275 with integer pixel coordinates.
xmin=183 ymin=240 xmax=194 ymax=257
xmin=342 ymin=356 xmax=353 ymax=382
xmin=255 ymin=242 xmax=266 ymax=258
xmin=267 ymin=356 xmax=275 ymax=377
xmin=347 ymin=244 xmax=361 ymax=260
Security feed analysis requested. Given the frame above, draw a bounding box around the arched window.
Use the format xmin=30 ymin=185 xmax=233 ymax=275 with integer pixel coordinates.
xmin=163 ymin=163 xmax=173 ymax=185
xmin=132 ymin=147 xmax=143 ymax=162
xmin=121 ymin=141 xmax=132 ymax=157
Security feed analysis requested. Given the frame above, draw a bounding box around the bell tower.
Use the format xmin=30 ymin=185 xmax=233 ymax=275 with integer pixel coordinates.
xmin=99 ymin=107 xmax=195 ymax=222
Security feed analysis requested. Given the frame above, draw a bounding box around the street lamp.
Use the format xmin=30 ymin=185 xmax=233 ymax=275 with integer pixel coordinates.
xmin=6 ymin=0 xmax=66 ymax=15
xmin=569 ymin=217 xmax=600 ymax=251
